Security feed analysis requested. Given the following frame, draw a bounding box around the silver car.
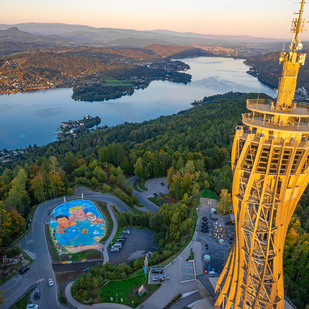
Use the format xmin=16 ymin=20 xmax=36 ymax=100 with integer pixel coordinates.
xmin=152 ymin=275 xmax=165 ymax=281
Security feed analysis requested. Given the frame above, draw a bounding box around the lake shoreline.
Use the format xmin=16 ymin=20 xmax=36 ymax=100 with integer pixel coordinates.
xmin=0 ymin=57 xmax=277 ymax=151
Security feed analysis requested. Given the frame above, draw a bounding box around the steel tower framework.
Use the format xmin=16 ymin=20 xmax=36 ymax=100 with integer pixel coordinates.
xmin=214 ymin=1 xmax=308 ymax=308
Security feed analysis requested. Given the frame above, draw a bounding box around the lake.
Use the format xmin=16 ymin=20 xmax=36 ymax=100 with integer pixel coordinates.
xmin=0 ymin=57 xmax=277 ymax=151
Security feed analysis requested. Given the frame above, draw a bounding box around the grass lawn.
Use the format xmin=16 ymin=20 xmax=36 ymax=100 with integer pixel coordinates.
xmin=138 ymin=181 xmax=148 ymax=191
xmin=133 ymin=181 xmax=143 ymax=192
xmin=148 ymin=197 xmax=159 ymax=205
xmin=109 ymin=226 xmax=125 ymax=247
xmin=13 ymin=291 xmax=31 ymax=309
xmin=70 ymin=250 xmax=102 ymax=261
xmin=99 ymin=273 xmax=160 ymax=308
xmin=97 ymin=201 xmax=113 ymax=243
xmin=45 ymin=225 xmax=60 ymax=262
xmin=148 ymin=196 xmax=166 ymax=206
xmin=131 ymin=208 xmax=145 ymax=215
xmin=103 ymin=77 xmax=134 ymax=86
xmin=201 ymin=189 xmax=219 ymax=201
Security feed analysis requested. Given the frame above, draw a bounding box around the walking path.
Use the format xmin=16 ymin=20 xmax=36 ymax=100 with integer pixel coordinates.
xmin=102 ymin=203 xmax=118 ymax=264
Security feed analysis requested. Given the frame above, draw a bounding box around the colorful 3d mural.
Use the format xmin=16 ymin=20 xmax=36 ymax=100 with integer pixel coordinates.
xmin=49 ymin=199 xmax=105 ymax=254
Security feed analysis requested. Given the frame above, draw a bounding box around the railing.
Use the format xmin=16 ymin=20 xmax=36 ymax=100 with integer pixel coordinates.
xmin=242 ymin=114 xmax=309 ymax=132
xmin=247 ymin=99 xmax=309 ymax=114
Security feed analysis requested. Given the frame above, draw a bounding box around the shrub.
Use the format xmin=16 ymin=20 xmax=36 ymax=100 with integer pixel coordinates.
xmin=7 ymin=246 xmax=22 ymax=258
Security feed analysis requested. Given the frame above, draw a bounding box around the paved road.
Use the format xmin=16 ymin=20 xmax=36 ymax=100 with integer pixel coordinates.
xmin=128 ymin=176 xmax=160 ymax=213
xmin=1 ymin=261 xmax=38 ymax=309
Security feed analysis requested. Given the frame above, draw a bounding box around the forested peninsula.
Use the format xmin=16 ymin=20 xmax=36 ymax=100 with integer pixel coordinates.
xmin=0 ymin=45 xmax=211 ymax=102
xmin=1 ymin=92 xmax=308 ymax=307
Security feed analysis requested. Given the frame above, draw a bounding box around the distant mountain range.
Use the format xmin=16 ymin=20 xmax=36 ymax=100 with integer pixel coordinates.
xmin=0 ymin=23 xmax=285 ymax=48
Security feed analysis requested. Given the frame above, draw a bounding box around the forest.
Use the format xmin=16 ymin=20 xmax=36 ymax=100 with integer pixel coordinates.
xmin=0 ymin=92 xmax=308 ymax=307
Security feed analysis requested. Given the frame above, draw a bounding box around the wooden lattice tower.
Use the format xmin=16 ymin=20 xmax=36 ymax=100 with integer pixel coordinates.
xmin=214 ymin=1 xmax=308 ymax=308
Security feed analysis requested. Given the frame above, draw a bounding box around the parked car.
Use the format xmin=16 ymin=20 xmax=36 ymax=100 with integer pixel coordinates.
xmin=27 ymin=305 xmax=38 ymax=309
xmin=113 ymin=243 xmax=122 ymax=248
xmin=153 ymin=193 xmax=158 ymax=196
xmin=20 ymin=266 xmax=30 ymax=274
xmin=161 ymin=182 xmax=165 ymax=186
xmin=152 ymin=275 xmax=165 ymax=281
xmin=111 ymin=247 xmax=120 ymax=252
xmin=48 ymin=278 xmax=54 ymax=286
xmin=118 ymin=237 xmax=126 ymax=242
xmin=123 ymin=229 xmax=131 ymax=234
xmin=34 ymin=291 xmax=40 ymax=300
xmin=151 ymin=268 xmax=163 ymax=274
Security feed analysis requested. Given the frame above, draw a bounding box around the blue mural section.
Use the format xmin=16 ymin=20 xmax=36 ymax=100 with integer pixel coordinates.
xmin=50 ymin=199 xmax=105 ymax=253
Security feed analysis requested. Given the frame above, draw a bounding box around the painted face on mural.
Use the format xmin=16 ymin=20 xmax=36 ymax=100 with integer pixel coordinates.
xmin=86 ymin=212 xmax=104 ymax=224
xmin=57 ymin=216 xmax=72 ymax=228
xmin=71 ymin=208 xmax=87 ymax=221
xmin=56 ymin=215 xmax=77 ymax=234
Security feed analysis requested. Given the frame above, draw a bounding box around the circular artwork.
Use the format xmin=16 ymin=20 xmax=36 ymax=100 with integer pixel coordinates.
xmin=49 ymin=199 xmax=105 ymax=254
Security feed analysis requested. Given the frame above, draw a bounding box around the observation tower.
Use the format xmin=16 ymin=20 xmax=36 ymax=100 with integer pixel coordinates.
xmin=214 ymin=1 xmax=308 ymax=308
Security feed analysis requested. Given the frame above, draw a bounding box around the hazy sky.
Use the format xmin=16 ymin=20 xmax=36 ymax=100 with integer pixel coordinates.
xmin=3 ymin=0 xmax=309 ymax=39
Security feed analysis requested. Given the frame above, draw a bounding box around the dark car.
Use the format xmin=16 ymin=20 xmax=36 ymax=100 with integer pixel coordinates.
xmin=161 ymin=183 xmax=165 ymax=186
xmin=151 ymin=268 xmax=163 ymax=274
xmin=34 ymin=291 xmax=40 ymax=300
xmin=20 ymin=266 xmax=30 ymax=274
xmin=154 ymin=193 xmax=158 ymax=196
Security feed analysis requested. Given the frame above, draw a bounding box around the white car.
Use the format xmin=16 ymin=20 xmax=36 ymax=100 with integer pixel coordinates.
xmin=27 ymin=305 xmax=38 ymax=309
xmin=111 ymin=247 xmax=119 ymax=252
xmin=123 ymin=229 xmax=131 ymax=234
xmin=48 ymin=278 xmax=54 ymax=286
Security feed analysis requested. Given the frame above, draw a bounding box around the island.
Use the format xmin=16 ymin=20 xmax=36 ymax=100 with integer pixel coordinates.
xmin=57 ymin=114 xmax=101 ymax=140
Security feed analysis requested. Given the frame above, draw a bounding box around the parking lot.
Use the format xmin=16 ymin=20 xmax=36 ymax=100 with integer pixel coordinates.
xmin=179 ymin=259 xmax=196 ymax=283
xmin=145 ymin=177 xmax=170 ymax=197
xmin=196 ymin=201 xmax=235 ymax=275
xmin=108 ymin=228 xmax=157 ymax=265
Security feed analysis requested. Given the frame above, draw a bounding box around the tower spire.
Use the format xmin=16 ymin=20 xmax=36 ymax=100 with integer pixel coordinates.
xmin=276 ymin=0 xmax=306 ymax=111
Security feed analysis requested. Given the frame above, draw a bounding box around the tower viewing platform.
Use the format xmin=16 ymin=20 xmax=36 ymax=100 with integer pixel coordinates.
xmin=243 ymin=98 xmax=309 ymax=133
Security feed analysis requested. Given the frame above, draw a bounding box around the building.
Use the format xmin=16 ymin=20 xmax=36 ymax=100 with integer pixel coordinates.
xmin=214 ymin=1 xmax=308 ymax=308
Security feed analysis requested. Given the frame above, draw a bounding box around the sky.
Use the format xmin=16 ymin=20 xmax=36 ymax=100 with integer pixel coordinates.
xmin=2 ymin=0 xmax=309 ymax=40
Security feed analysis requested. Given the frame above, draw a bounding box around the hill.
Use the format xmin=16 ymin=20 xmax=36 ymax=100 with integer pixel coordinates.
xmin=0 ymin=27 xmax=79 ymax=46
xmin=245 ymin=49 xmax=309 ymax=96
xmin=0 ymin=23 xmax=287 ymax=47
